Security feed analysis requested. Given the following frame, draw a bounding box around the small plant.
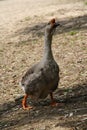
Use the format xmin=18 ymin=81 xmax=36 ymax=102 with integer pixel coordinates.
xmin=84 ymin=1 xmax=87 ymax=5
xmin=25 ymin=16 xmax=31 ymax=21
xmin=69 ymin=30 xmax=77 ymax=36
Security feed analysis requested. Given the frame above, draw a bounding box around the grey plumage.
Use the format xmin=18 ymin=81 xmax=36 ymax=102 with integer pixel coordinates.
xmin=21 ymin=19 xmax=60 ymax=99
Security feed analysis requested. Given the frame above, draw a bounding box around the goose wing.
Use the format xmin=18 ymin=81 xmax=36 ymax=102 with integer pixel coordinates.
xmin=21 ymin=63 xmax=38 ymax=85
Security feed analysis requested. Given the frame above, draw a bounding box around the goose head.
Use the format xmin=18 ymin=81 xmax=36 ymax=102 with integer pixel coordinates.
xmin=45 ymin=18 xmax=60 ymax=36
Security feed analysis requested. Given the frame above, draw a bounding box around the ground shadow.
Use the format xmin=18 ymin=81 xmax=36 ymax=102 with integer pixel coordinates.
xmin=16 ymin=14 xmax=87 ymax=38
xmin=0 ymin=0 xmax=6 ymax=1
xmin=0 ymin=82 xmax=87 ymax=130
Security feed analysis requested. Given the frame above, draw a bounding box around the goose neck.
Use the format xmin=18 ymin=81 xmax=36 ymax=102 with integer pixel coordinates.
xmin=43 ymin=34 xmax=53 ymax=60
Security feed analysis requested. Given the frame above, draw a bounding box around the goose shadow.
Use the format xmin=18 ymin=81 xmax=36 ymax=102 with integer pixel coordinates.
xmin=0 ymin=82 xmax=87 ymax=130
xmin=15 ymin=14 xmax=87 ymax=38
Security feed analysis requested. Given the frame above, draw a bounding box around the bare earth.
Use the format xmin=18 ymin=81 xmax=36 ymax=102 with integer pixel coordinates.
xmin=0 ymin=0 xmax=87 ymax=130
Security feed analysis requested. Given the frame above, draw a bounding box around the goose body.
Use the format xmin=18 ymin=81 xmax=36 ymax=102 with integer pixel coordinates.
xmin=20 ymin=19 xmax=60 ymax=110
xmin=21 ymin=58 xmax=59 ymax=99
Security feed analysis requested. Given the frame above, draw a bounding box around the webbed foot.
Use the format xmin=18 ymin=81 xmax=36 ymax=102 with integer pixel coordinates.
xmin=22 ymin=94 xmax=33 ymax=110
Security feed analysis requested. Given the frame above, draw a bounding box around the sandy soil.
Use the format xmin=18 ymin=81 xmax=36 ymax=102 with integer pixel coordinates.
xmin=0 ymin=0 xmax=87 ymax=130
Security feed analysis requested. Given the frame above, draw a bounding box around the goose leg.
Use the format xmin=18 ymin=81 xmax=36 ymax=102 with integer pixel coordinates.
xmin=50 ymin=92 xmax=63 ymax=107
xmin=50 ymin=92 xmax=58 ymax=106
xmin=22 ymin=94 xmax=33 ymax=110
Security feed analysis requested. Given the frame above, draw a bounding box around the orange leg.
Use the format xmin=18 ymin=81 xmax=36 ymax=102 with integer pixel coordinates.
xmin=50 ymin=92 xmax=63 ymax=107
xmin=22 ymin=94 xmax=33 ymax=110
xmin=50 ymin=92 xmax=58 ymax=106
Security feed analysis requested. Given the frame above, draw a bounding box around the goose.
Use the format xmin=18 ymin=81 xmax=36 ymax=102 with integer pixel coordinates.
xmin=20 ymin=18 xmax=60 ymax=110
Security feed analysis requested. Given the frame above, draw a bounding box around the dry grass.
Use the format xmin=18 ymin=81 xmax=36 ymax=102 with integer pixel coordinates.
xmin=0 ymin=0 xmax=87 ymax=130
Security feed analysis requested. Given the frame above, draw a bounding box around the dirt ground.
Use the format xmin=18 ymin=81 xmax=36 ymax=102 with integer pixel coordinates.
xmin=0 ymin=0 xmax=87 ymax=130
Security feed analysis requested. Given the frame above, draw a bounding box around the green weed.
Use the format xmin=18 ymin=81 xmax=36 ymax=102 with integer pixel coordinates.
xmin=69 ymin=30 xmax=77 ymax=36
xmin=84 ymin=1 xmax=87 ymax=5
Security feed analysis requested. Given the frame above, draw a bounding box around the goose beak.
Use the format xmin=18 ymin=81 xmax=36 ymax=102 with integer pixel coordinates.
xmin=54 ymin=23 xmax=60 ymax=28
